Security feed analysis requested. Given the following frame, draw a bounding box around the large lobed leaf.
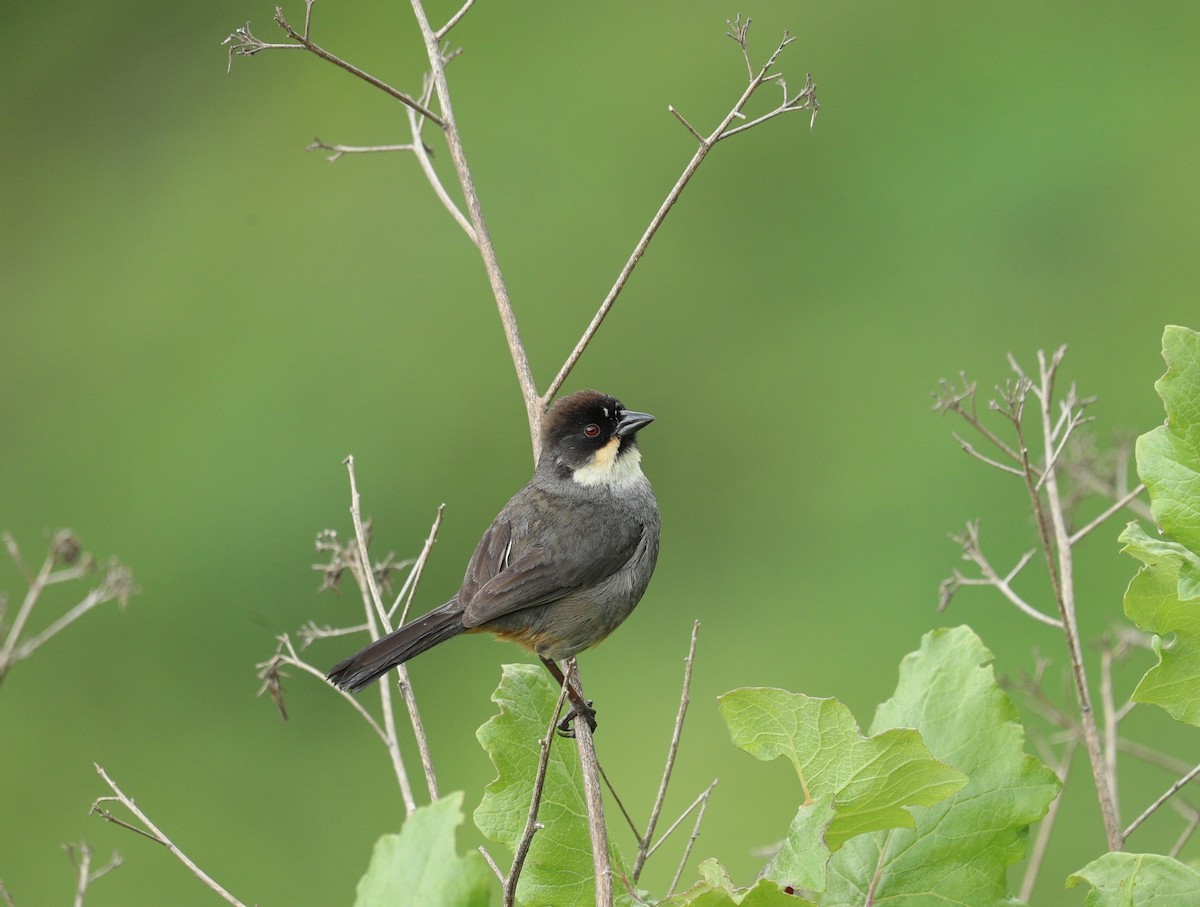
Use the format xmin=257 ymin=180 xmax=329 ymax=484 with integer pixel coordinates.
xmin=1121 ymin=522 xmax=1200 ymax=725
xmin=353 ymin=791 xmax=491 ymax=907
xmin=473 ymin=663 xmax=632 ymax=907
xmin=823 ymin=626 xmax=1060 ymax=906
xmin=719 ymin=687 xmax=966 ymax=891
xmin=1067 ymin=852 xmax=1200 ymax=906
xmin=1124 ymin=325 xmax=1200 ymax=725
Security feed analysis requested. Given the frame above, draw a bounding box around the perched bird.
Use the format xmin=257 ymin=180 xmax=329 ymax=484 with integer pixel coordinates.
xmin=327 ymin=389 xmax=660 ymax=733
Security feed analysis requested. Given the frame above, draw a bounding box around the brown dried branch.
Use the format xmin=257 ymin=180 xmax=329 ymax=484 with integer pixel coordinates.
xmin=0 ymin=531 xmax=133 ymax=685
xmin=223 ymin=2 xmax=443 ymax=125
xmin=939 ymin=521 xmax=1061 ymax=628
xmin=632 ymin=620 xmax=701 ymax=882
xmin=543 ymin=18 xmax=817 ymax=405
xmin=64 ymin=842 xmax=123 ymax=907
xmin=91 ymin=765 xmax=250 ymax=907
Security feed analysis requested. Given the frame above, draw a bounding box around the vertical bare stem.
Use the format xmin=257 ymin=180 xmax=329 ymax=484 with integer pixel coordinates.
xmin=344 ymin=455 xmax=417 ymax=814
xmin=1027 ymin=350 xmax=1122 ymax=850
xmin=408 ymin=0 xmax=541 ymax=452
xmin=566 ymin=658 xmax=613 ymax=907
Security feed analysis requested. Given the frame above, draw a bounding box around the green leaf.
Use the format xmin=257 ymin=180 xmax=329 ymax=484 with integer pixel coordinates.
xmin=1123 ymin=326 xmax=1200 ymax=724
xmin=1121 ymin=522 xmax=1200 ymax=724
xmin=718 ymin=687 xmax=966 ymax=891
xmin=353 ymin=791 xmax=492 ymax=907
xmin=1067 ymin=852 xmax=1200 ymax=906
xmin=1140 ymin=326 xmax=1200 ymax=569
xmin=823 ymin=626 xmax=1060 ymax=906
xmin=670 ymin=858 xmax=816 ymax=907
xmin=473 ymin=663 xmax=631 ymax=907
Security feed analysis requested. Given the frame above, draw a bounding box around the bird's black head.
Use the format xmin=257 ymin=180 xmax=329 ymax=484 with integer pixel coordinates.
xmin=538 ymin=390 xmax=654 ymax=486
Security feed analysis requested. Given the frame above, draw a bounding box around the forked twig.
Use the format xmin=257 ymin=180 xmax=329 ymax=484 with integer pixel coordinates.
xmin=545 ymin=21 xmax=816 ymax=404
xmin=64 ymin=842 xmax=123 ymax=907
xmin=91 ymin=765 xmax=249 ymax=907
xmin=0 ymin=531 xmax=133 ymax=685
xmin=633 ymin=620 xmax=701 ymax=881
xmin=223 ymin=2 xmax=443 ymax=126
xmin=662 ymin=780 xmax=720 ymax=896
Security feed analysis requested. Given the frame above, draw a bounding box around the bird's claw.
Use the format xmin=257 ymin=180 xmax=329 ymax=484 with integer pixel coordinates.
xmin=556 ymin=699 xmax=597 ymax=738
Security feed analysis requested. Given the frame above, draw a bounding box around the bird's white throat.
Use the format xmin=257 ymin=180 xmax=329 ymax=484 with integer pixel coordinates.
xmin=572 ymin=439 xmax=644 ymax=489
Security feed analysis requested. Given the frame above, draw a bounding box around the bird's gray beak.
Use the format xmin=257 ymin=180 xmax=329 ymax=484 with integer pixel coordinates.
xmin=615 ymin=410 xmax=655 ymax=438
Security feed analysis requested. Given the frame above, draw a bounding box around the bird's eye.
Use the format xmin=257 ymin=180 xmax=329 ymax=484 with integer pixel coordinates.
xmin=584 ymin=423 xmax=601 ymax=438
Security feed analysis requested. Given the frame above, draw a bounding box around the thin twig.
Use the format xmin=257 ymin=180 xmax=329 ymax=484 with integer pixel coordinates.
xmin=1123 ymin=762 xmax=1200 ymax=841
xmin=387 ymin=505 xmax=448 ymax=801
xmin=435 ymin=0 xmax=476 ymax=39
xmin=951 ymin=433 xmax=1027 ymax=476
xmin=1025 ymin=348 xmax=1122 ymax=850
xmin=645 ymin=779 xmax=719 ymax=863
xmin=65 ymin=842 xmax=123 ymax=907
xmin=942 ymin=523 xmax=1062 ymax=628
xmin=409 ymin=0 xmax=541 ymax=451
xmin=544 ymin=24 xmax=815 ymax=404
xmin=307 ymin=139 xmax=421 ymax=161
xmin=479 ymin=845 xmax=505 ymax=883
xmin=504 ymin=679 xmax=572 ymax=906
xmin=666 ymin=779 xmax=718 ymax=897
xmin=1170 ymin=810 xmax=1200 ymax=859
xmin=392 ymin=504 xmax=445 ymax=624
xmin=1069 ymin=483 xmax=1147 ymax=546
xmin=343 ymin=455 xmax=417 ymax=813
xmin=91 ymin=765 xmax=250 ymax=907
xmin=1100 ymin=643 xmax=1120 ymax=826
xmin=633 ymin=621 xmax=700 ymax=882
xmin=224 ymin=6 xmax=444 ymax=126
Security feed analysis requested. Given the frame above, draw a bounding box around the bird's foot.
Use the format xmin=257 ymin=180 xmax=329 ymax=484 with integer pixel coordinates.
xmin=556 ymin=699 xmax=596 ymax=738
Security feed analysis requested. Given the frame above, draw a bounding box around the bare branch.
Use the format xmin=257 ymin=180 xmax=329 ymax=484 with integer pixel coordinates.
xmin=1170 ymin=809 xmax=1200 ymax=859
xmin=932 ymin=373 xmax=1026 ymax=467
xmin=64 ymin=842 xmax=123 ymax=907
xmin=0 ymin=532 xmax=133 ymax=684
xmin=435 ymin=0 xmax=477 ymax=40
xmin=544 ymin=19 xmax=816 ymax=404
xmin=504 ymin=680 xmax=572 ymax=906
xmin=951 ymin=432 xmax=1026 ymax=476
xmin=307 ymin=138 xmax=424 ymax=161
xmin=633 ymin=620 xmax=700 ymax=882
xmin=666 ymin=780 xmax=718 ymax=897
xmin=1100 ymin=643 xmax=1120 ymax=826
xmin=223 ymin=9 xmax=444 ymax=126
xmin=91 ymin=765 xmax=250 ymax=907
xmin=409 ymin=0 xmax=541 ymax=451
xmin=1069 ymin=483 xmax=1147 ymax=546
xmin=1123 ymin=761 xmax=1200 ymax=841
xmin=1024 ymin=348 xmax=1122 ymax=849
xmin=940 ymin=522 xmax=1062 ymax=627
xmin=566 ymin=658 xmax=613 ymax=907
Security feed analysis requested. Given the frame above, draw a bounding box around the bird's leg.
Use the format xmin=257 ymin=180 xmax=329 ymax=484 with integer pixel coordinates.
xmin=539 ymin=656 xmax=596 ymax=737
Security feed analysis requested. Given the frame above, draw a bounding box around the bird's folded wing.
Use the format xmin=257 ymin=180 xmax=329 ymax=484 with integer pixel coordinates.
xmin=460 ymin=527 xmax=642 ymax=628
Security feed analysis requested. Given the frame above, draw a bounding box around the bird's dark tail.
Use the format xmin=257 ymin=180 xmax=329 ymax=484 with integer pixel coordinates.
xmin=326 ymin=602 xmax=465 ymax=692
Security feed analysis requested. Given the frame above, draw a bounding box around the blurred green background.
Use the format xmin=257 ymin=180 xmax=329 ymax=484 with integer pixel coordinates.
xmin=2 ymin=1 xmax=1198 ymax=903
